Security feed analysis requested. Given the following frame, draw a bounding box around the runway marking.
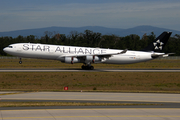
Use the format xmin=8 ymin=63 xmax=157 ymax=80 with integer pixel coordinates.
xmin=2 ymin=92 xmax=180 ymax=97
xmin=2 ymin=98 xmax=180 ymax=103
xmin=13 ymin=94 xmax=180 ymax=99
xmin=2 ymin=115 xmax=180 ymax=119
xmin=0 ymin=92 xmax=30 ymax=96
xmin=2 ymin=92 xmax=180 ymax=101
xmin=1 ymin=108 xmax=180 ymax=111
xmin=1 ymin=69 xmax=180 ymax=72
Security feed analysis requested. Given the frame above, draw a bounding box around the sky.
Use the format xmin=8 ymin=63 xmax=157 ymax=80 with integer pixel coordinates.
xmin=0 ymin=0 xmax=180 ymax=32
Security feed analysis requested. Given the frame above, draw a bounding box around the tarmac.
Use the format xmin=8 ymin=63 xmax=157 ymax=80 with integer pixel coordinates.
xmin=0 ymin=92 xmax=180 ymax=120
xmin=1 ymin=92 xmax=180 ymax=103
xmin=1 ymin=108 xmax=180 ymax=120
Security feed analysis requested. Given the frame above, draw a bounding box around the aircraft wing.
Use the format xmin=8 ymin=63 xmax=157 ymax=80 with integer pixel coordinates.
xmin=61 ymin=49 xmax=127 ymax=58
xmin=151 ymin=53 xmax=175 ymax=58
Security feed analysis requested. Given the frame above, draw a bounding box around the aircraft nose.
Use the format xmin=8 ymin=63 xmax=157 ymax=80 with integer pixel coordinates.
xmin=3 ymin=47 xmax=7 ymax=52
xmin=3 ymin=47 xmax=10 ymax=53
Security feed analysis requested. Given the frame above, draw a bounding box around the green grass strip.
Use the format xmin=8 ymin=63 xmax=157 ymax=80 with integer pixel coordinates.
xmin=0 ymin=102 xmax=161 ymax=107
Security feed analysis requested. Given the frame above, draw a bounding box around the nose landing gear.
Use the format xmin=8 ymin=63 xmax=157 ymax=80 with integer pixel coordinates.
xmin=19 ymin=58 xmax=22 ymax=64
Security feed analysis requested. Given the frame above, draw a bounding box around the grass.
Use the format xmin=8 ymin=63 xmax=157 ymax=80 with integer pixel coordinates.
xmin=0 ymin=92 xmax=26 ymax=96
xmin=0 ymin=102 xmax=160 ymax=107
xmin=1 ymin=58 xmax=180 ymax=69
xmin=0 ymin=59 xmax=180 ymax=92
xmin=0 ymin=72 xmax=180 ymax=92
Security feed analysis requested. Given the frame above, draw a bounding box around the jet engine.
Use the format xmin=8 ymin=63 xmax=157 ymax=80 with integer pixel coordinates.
xmin=85 ymin=55 xmax=101 ymax=63
xmin=92 ymin=56 xmax=102 ymax=63
xmin=85 ymin=55 xmax=93 ymax=61
xmin=64 ymin=57 xmax=79 ymax=64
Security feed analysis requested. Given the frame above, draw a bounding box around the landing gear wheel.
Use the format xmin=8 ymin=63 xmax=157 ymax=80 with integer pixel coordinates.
xmin=81 ymin=65 xmax=85 ymax=70
xmin=19 ymin=61 xmax=22 ymax=64
xmin=90 ymin=66 xmax=94 ymax=70
xmin=19 ymin=58 xmax=22 ymax=64
xmin=81 ymin=65 xmax=94 ymax=70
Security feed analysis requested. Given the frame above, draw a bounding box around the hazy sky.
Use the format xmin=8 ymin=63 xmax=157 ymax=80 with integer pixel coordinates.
xmin=0 ymin=0 xmax=180 ymax=32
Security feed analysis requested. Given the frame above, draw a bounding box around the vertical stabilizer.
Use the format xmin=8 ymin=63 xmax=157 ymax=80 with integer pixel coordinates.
xmin=142 ymin=32 xmax=172 ymax=52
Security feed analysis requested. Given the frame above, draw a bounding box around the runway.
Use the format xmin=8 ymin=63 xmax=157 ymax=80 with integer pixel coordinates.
xmin=1 ymin=92 xmax=180 ymax=120
xmin=1 ymin=92 xmax=180 ymax=107
xmin=1 ymin=91 xmax=180 ymax=110
xmin=1 ymin=92 xmax=180 ymax=102
xmin=1 ymin=68 xmax=180 ymax=72
xmin=1 ymin=108 xmax=180 ymax=120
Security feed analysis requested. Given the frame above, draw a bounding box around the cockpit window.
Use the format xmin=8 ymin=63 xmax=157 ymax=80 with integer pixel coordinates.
xmin=8 ymin=46 xmax=13 ymax=48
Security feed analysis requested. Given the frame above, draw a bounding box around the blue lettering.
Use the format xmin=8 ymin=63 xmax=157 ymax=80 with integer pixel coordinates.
xmin=69 ymin=47 xmax=75 ymax=54
xmin=93 ymin=49 xmax=100 ymax=54
xmin=43 ymin=46 xmax=50 ymax=52
xmin=85 ymin=49 xmax=92 ymax=54
xmin=32 ymin=45 xmax=35 ymax=51
xmin=63 ymin=47 xmax=68 ymax=53
xmin=35 ymin=45 xmax=42 ymax=51
xmin=101 ymin=49 xmax=106 ymax=54
xmin=55 ymin=47 xmax=62 ymax=52
xmin=75 ymin=48 xmax=77 ymax=54
xmin=77 ymin=48 xmax=84 ymax=54
xmin=23 ymin=44 xmax=29 ymax=50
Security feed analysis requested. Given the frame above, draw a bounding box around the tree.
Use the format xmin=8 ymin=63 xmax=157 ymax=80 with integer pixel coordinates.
xmin=1 ymin=30 xmax=180 ymax=56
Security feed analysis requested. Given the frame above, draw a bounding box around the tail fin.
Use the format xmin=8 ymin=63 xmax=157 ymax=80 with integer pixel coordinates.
xmin=142 ymin=31 xmax=172 ymax=52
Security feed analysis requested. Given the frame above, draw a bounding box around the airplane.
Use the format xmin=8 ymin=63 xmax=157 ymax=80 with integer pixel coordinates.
xmin=3 ymin=31 xmax=174 ymax=70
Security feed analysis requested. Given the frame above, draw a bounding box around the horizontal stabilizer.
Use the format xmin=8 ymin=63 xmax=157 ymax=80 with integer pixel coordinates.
xmin=151 ymin=53 xmax=175 ymax=59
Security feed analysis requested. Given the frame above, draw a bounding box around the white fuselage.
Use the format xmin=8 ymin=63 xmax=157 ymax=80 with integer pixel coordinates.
xmin=3 ymin=43 xmax=163 ymax=64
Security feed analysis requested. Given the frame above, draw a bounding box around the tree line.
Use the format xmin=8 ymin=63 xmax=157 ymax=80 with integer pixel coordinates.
xmin=1 ymin=30 xmax=180 ymax=56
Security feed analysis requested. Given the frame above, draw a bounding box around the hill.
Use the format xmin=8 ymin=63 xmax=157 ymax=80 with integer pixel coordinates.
xmin=0 ymin=25 xmax=179 ymax=38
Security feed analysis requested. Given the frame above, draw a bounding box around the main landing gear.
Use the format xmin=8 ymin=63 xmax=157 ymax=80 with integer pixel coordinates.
xmin=19 ymin=58 xmax=22 ymax=64
xmin=81 ymin=64 xmax=94 ymax=70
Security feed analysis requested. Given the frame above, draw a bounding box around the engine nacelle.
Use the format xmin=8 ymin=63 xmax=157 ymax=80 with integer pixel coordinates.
xmin=64 ymin=57 xmax=80 ymax=64
xmin=86 ymin=55 xmax=93 ymax=61
xmin=92 ymin=56 xmax=102 ymax=63
xmin=85 ymin=55 xmax=102 ymax=63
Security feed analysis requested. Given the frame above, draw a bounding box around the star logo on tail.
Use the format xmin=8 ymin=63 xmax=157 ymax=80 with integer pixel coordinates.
xmin=153 ymin=39 xmax=164 ymax=50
